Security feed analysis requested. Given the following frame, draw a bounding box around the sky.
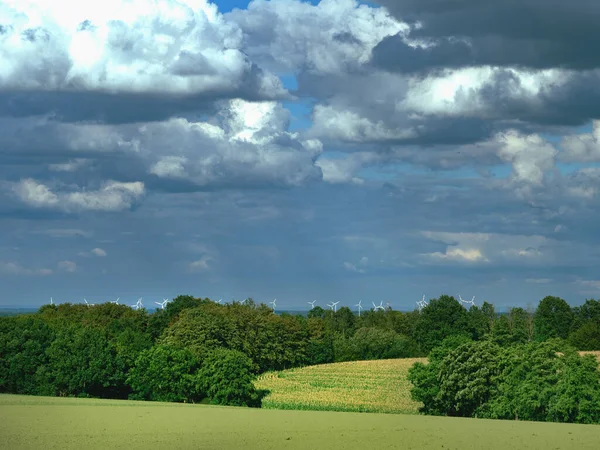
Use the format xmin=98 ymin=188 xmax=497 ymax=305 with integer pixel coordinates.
xmin=2 ymin=0 xmax=600 ymax=310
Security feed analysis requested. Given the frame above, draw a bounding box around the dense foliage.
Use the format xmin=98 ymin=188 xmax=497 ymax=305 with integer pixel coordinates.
xmin=409 ymin=338 xmax=600 ymax=424
xmin=1 ymin=294 xmax=599 ymax=417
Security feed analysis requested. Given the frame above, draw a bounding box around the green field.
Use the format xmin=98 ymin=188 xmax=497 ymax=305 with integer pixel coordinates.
xmin=256 ymin=358 xmax=425 ymax=414
xmin=2 ymin=394 xmax=600 ymax=449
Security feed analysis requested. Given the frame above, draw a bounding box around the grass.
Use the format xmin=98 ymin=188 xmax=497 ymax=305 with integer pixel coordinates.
xmin=2 ymin=394 xmax=600 ymax=449
xmin=255 ymin=358 xmax=426 ymax=414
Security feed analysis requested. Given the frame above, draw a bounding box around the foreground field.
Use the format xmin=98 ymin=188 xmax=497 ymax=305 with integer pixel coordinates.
xmin=255 ymin=358 xmax=425 ymax=414
xmin=2 ymin=394 xmax=600 ymax=450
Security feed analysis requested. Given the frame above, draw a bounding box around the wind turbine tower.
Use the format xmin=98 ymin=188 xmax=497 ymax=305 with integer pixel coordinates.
xmin=269 ymin=298 xmax=277 ymax=311
xmin=355 ymin=300 xmax=363 ymax=317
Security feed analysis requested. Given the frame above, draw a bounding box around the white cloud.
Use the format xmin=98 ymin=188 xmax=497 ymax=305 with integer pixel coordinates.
xmin=138 ymin=99 xmax=323 ymax=187
xmin=317 ymin=152 xmax=380 ymax=184
xmin=526 ymin=278 xmax=552 ymax=284
xmin=91 ymin=248 xmax=107 ymax=257
xmin=311 ymin=105 xmax=416 ymax=143
xmin=3 ymin=99 xmax=324 ymax=191
xmin=0 ymin=0 xmax=285 ymax=98
xmin=187 ymin=255 xmax=213 ymax=272
xmin=57 ymin=260 xmax=77 ymax=272
xmin=79 ymin=247 xmax=107 ymax=257
xmin=419 ymin=231 xmax=551 ymax=265
xmin=426 ymin=247 xmax=488 ymax=263
xmin=400 ymin=67 xmax=567 ymax=118
xmin=561 ymin=120 xmax=600 ymax=162
xmin=0 ymin=261 xmax=53 ymax=276
xmin=12 ymin=179 xmax=145 ymax=212
xmin=574 ymin=279 xmax=600 ymax=296
xmin=343 ymin=256 xmax=368 ymax=273
xmin=12 ymin=179 xmax=59 ymax=208
xmin=229 ymin=0 xmax=406 ymax=75
xmin=150 ymin=156 xmax=188 ymax=179
xmin=31 ymin=228 xmax=93 ymax=238
xmin=48 ymin=159 xmax=89 ymax=172
xmin=496 ymin=130 xmax=557 ymax=186
xmin=565 ymin=167 xmax=600 ymax=200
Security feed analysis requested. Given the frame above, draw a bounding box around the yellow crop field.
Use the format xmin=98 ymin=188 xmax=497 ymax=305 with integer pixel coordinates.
xmin=580 ymin=351 xmax=600 ymax=361
xmin=255 ymin=358 xmax=426 ymax=414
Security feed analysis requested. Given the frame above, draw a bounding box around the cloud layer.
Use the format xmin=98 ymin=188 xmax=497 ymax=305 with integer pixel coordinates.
xmin=1 ymin=0 xmax=600 ymax=309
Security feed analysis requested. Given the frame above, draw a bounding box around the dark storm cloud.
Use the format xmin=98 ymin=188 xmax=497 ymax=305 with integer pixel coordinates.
xmin=374 ymin=0 xmax=600 ymax=71
xmin=0 ymin=64 xmax=288 ymax=124
xmin=473 ymin=69 xmax=600 ymax=126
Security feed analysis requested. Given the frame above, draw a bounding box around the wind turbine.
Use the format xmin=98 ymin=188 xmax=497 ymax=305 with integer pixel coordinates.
xmin=416 ymin=294 xmax=428 ymax=311
xmin=372 ymin=300 xmax=384 ymax=311
xmin=459 ymin=295 xmax=475 ymax=308
xmin=84 ymin=298 xmax=95 ymax=307
xmin=131 ymin=297 xmax=143 ymax=310
xmin=308 ymin=300 xmax=317 ymax=309
xmin=355 ymin=300 xmax=363 ymax=317
xmin=154 ymin=298 xmax=169 ymax=310
xmin=111 ymin=297 xmax=120 ymax=304
xmin=216 ymin=298 xmax=223 ymax=304
xmin=330 ymin=301 xmax=340 ymax=313
xmin=241 ymin=298 xmax=249 ymax=305
xmin=269 ymin=298 xmax=277 ymax=311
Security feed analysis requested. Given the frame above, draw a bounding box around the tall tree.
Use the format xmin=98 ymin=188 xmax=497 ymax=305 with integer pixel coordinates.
xmin=413 ymin=295 xmax=470 ymax=353
xmin=534 ymin=296 xmax=574 ymax=341
xmin=127 ymin=344 xmax=204 ymax=403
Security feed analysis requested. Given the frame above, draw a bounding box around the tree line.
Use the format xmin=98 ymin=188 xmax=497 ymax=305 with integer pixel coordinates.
xmin=1 ymin=294 xmax=599 ymax=413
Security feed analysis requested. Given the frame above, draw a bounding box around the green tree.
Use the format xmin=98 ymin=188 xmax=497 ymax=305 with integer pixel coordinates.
xmin=306 ymin=317 xmax=334 ymax=365
xmin=481 ymin=340 xmax=600 ymax=423
xmin=569 ymin=322 xmax=600 ymax=351
xmin=42 ymin=325 xmax=126 ymax=398
xmin=349 ymin=327 xmax=418 ymax=360
xmin=572 ymin=299 xmax=600 ymax=324
xmin=200 ymin=348 xmax=263 ymax=407
xmin=466 ymin=305 xmax=492 ymax=341
xmin=436 ymin=341 xmax=503 ymax=417
xmin=547 ymin=351 xmax=600 ymax=423
xmin=489 ymin=315 xmax=512 ymax=347
xmin=0 ymin=316 xmax=54 ymax=395
xmin=331 ymin=306 xmax=356 ymax=337
xmin=414 ymin=295 xmax=470 ymax=353
xmin=569 ymin=299 xmax=600 ymax=350
xmin=507 ymin=307 xmax=531 ymax=344
xmin=480 ymin=339 xmax=565 ymax=421
xmin=127 ymin=344 xmax=204 ymax=403
xmin=407 ymin=335 xmax=473 ymax=415
xmin=534 ymin=296 xmax=574 ymax=341
xmin=307 ymin=306 xmax=326 ymax=319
